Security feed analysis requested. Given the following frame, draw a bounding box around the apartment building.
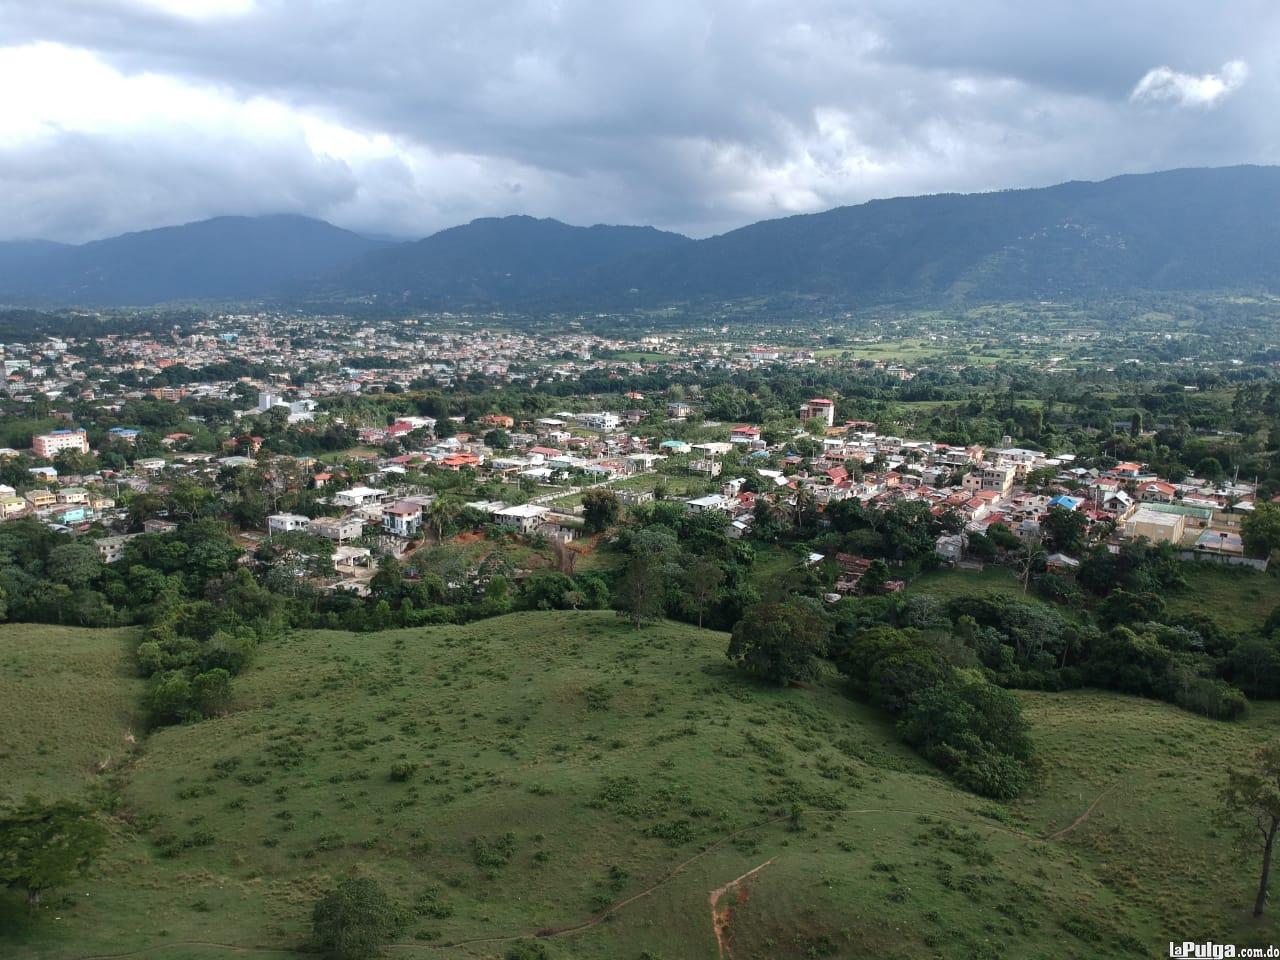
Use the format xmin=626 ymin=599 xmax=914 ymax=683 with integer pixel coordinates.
xmin=32 ymin=428 xmax=89 ymax=459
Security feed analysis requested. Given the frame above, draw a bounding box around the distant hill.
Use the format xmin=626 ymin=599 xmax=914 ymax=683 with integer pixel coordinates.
xmin=0 ymin=215 xmax=387 ymax=305
xmin=583 ymin=165 xmax=1280 ymax=306
xmin=0 ymin=239 xmax=70 ymax=278
xmin=3 ymin=166 xmax=1280 ymax=308
xmin=323 ymin=215 xmax=691 ymax=305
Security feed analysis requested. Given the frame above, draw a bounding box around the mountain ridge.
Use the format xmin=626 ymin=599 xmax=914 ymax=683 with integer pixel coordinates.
xmin=3 ymin=165 xmax=1279 ymax=309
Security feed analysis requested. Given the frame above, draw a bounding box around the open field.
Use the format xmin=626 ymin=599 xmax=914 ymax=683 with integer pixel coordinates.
xmin=3 ymin=610 xmax=1280 ymax=959
xmin=1165 ymin=563 xmax=1280 ymax=633
xmin=905 ymin=565 xmax=1041 ymax=604
xmin=908 ymin=561 xmax=1280 ymax=635
xmin=0 ymin=624 xmax=143 ymax=805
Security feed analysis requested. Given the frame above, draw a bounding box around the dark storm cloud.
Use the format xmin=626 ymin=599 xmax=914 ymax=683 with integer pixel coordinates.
xmin=0 ymin=0 xmax=1274 ymax=242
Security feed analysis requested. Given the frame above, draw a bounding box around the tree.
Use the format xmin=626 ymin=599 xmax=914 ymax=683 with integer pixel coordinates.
xmin=859 ymin=558 xmax=891 ymax=595
xmin=899 ymin=672 xmax=1034 ymax=799
xmin=191 ymin=668 xmax=233 ymax=716
xmin=581 ymin=488 xmax=621 ymax=533
xmin=1218 ymin=741 xmax=1280 ymax=916
xmin=727 ymin=601 xmax=831 ymax=685
xmin=483 ymin=429 xmax=511 ymax=450
xmin=1243 ymin=502 xmax=1280 ymax=559
xmin=1041 ymin=506 xmax=1087 ymax=554
xmin=614 ymin=555 xmax=666 ymax=628
xmin=683 ymin=557 xmax=724 ymax=628
xmin=146 ymin=670 xmax=195 ymax=725
xmin=311 ymin=876 xmax=407 ymax=960
xmin=424 ymin=497 xmax=461 ymax=542
xmin=0 ymin=798 xmax=106 ymax=910
xmin=45 ymin=543 xmax=103 ymax=590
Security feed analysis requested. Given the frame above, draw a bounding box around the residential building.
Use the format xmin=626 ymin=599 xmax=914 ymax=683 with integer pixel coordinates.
xmin=23 ymin=489 xmax=56 ymax=510
xmin=980 ymin=464 xmax=1016 ymax=496
xmin=383 ymin=500 xmax=423 ymax=537
xmin=333 ymin=486 xmax=387 ymax=508
xmin=1136 ymin=481 xmax=1177 ymax=503
xmin=309 ymin=516 xmax=364 ymax=542
xmin=267 ymin=513 xmax=311 ymax=534
xmin=96 ymin=534 xmax=138 ymax=564
xmin=576 ymin=412 xmax=620 ymax=432
xmin=32 ymin=428 xmax=89 ymax=458
xmin=799 ymin=398 xmax=836 ymax=428
xmin=686 ymin=494 xmax=736 ymax=514
xmin=1123 ymin=508 xmax=1185 ymax=544
xmin=493 ymin=503 xmax=549 ymax=533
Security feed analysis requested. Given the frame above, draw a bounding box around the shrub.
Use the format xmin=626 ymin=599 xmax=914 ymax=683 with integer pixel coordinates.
xmin=311 ymin=876 xmax=407 ymax=960
xmin=389 ymin=762 xmax=418 ymax=783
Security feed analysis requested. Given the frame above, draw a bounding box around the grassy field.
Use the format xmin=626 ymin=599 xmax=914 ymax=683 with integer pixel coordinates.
xmin=906 ymin=565 xmax=1040 ymax=603
xmin=1165 ymin=563 xmax=1280 ymax=633
xmin=908 ymin=561 xmax=1280 ymax=635
xmin=3 ymin=611 xmax=1280 ymax=959
xmin=0 ymin=624 xmax=143 ymax=805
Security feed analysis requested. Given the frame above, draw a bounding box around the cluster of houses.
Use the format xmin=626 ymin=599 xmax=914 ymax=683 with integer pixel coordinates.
xmin=670 ymin=404 xmax=1262 ymax=576
xmin=4 ymin=377 xmax=1269 ymax=602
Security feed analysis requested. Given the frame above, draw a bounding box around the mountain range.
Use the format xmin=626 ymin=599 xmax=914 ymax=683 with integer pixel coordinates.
xmin=2 ymin=165 xmax=1279 ymax=310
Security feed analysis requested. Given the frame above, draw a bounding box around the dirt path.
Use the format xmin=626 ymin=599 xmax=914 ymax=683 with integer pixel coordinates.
xmin=386 ymin=812 xmax=797 ymax=953
xmin=79 ymin=942 xmax=303 ymax=959
xmin=1045 ymin=782 xmax=1115 ymax=841
xmin=709 ymin=857 xmax=777 ymax=960
xmin=74 ymin=797 xmax=1102 ymax=960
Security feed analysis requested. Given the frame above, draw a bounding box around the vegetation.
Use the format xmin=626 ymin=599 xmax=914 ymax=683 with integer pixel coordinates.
xmin=0 ymin=611 xmax=1277 ymax=957
xmin=726 ymin=601 xmax=830 ymax=686
xmin=311 ymin=876 xmax=407 ymax=960
xmin=0 ymin=799 xmax=106 ymax=911
xmin=1218 ymin=741 xmax=1280 ymax=917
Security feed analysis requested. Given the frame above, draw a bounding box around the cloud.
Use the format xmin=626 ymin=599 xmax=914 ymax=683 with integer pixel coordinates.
xmin=1130 ymin=60 xmax=1249 ymax=108
xmin=0 ymin=2 xmax=1275 ymax=241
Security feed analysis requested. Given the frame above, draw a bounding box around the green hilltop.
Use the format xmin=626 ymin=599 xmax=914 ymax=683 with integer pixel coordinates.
xmin=2 ymin=610 xmax=1277 ymax=959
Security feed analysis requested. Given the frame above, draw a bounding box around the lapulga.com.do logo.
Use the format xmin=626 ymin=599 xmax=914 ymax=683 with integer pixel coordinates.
xmin=1170 ymin=942 xmax=1280 ymax=959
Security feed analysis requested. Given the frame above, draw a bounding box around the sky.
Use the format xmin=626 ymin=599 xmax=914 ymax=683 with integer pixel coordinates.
xmin=0 ymin=0 xmax=1275 ymax=243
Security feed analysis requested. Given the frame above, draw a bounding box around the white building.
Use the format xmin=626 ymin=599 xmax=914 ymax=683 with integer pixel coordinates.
xmin=382 ymin=500 xmax=423 ymax=537
xmin=95 ymin=534 xmax=138 ymax=564
xmin=799 ymin=398 xmax=836 ymax=428
xmin=493 ymin=503 xmax=549 ymax=533
xmin=576 ymin=412 xmax=620 ymax=432
xmin=333 ymin=486 xmax=388 ymax=508
xmin=686 ymin=494 xmax=736 ymax=514
xmin=268 ymin=513 xmax=311 ymax=535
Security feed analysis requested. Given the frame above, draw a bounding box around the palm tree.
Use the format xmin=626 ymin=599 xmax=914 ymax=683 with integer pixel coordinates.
xmin=424 ymin=496 xmax=460 ymax=542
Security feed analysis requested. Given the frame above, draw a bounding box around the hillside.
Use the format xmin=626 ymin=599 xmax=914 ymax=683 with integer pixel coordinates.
xmin=2 ymin=610 xmax=1277 ymax=959
xmin=0 ymin=215 xmax=387 ymax=306
xmin=581 ymin=165 xmax=1280 ymax=307
xmin=0 ymin=624 xmax=142 ymax=805
xmin=4 ymin=166 xmax=1280 ymax=309
xmin=326 ymin=215 xmax=691 ymax=306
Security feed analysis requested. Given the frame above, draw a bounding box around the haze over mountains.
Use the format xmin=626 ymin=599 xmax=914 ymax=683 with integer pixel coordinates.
xmin=2 ymin=166 xmax=1279 ymax=310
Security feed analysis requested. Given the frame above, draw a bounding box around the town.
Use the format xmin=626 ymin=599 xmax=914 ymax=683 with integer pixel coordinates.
xmin=0 ymin=308 xmax=1270 ymax=604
